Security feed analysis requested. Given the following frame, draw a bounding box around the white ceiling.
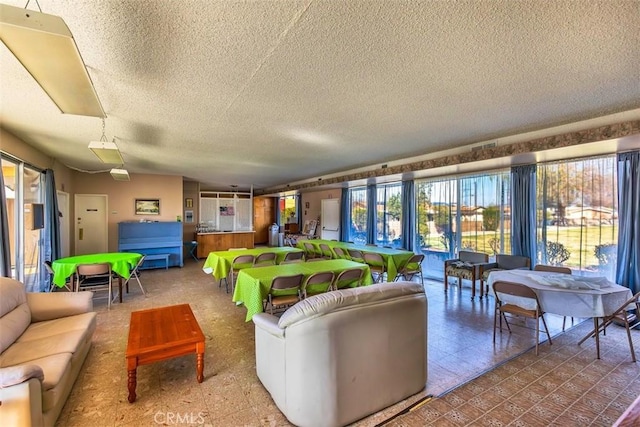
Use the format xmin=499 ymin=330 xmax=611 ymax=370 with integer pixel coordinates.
xmin=1 ymin=0 xmax=639 ymax=191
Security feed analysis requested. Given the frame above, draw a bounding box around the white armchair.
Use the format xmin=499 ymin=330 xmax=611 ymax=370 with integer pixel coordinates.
xmin=252 ymin=282 xmax=427 ymax=427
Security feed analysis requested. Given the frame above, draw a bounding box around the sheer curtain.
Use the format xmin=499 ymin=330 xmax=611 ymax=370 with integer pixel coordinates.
xmin=616 ymin=151 xmax=640 ymax=292
xmin=537 ymin=156 xmax=618 ymax=279
xmin=511 ymin=164 xmax=537 ymax=263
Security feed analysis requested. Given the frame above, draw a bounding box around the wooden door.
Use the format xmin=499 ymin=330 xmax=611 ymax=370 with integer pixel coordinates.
xmin=74 ymin=194 xmax=108 ymax=255
xmin=253 ymin=197 xmax=274 ymax=244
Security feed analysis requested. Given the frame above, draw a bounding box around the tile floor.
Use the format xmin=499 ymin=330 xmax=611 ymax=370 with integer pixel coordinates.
xmin=55 ymin=261 xmax=640 ymax=426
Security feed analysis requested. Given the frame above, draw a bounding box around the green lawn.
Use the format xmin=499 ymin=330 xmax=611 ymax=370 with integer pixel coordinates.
xmin=421 ymin=225 xmax=617 ymax=270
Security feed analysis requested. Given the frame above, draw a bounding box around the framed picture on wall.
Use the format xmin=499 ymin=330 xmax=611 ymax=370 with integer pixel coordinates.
xmin=185 ymin=210 xmax=194 ymax=223
xmin=185 ymin=198 xmax=193 ymax=208
xmin=135 ymin=199 xmax=160 ymax=215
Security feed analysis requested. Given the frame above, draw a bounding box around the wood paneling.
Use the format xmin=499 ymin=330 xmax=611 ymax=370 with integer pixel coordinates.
xmin=196 ymin=232 xmax=255 ymax=257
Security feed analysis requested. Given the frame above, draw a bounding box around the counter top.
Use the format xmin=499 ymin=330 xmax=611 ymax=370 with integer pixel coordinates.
xmin=196 ymin=230 xmax=255 ymax=235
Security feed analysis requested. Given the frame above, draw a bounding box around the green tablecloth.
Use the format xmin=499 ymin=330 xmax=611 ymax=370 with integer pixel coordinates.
xmin=202 ymin=247 xmax=304 ymax=280
xmin=52 ymin=252 xmax=142 ymax=287
xmin=233 ymin=259 xmax=373 ymax=321
xmin=296 ymin=240 xmax=414 ymax=281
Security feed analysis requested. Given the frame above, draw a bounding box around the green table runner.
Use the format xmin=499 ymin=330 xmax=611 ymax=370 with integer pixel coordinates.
xmin=296 ymin=240 xmax=414 ymax=281
xmin=233 ymin=259 xmax=373 ymax=321
xmin=202 ymin=247 xmax=304 ymax=280
xmin=52 ymin=252 xmax=142 ymax=287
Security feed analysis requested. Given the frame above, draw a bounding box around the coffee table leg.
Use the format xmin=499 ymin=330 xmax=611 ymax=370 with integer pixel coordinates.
xmin=127 ymin=358 xmax=137 ymax=403
xmin=196 ymin=342 xmax=205 ymax=383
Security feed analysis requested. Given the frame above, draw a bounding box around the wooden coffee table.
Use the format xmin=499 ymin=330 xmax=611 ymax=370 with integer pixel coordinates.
xmin=126 ymin=304 xmax=205 ymax=403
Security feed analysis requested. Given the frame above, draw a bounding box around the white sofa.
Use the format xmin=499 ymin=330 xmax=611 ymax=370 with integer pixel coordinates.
xmin=253 ymin=281 xmax=427 ymax=427
xmin=0 ymin=276 xmax=97 ymax=427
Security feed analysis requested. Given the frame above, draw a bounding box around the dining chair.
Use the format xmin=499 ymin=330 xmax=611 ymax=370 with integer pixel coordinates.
xmin=223 ymin=254 xmax=255 ymax=294
xmin=492 ymin=280 xmax=552 ymax=356
xmin=363 ymin=252 xmax=386 ymax=283
xmin=281 ymin=251 xmax=305 ymax=264
xmin=578 ymin=291 xmax=640 ymax=362
xmin=533 ymin=264 xmax=572 ymax=330
xmin=303 ymin=242 xmax=319 ymax=259
xmin=76 ymin=263 xmax=115 ymax=310
xmin=263 ymin=274 xmax=305 ymax=315
xmin=45 ymin=260 xmax=72 ymax=292
xmin=333 ymin=268 xmax=363 ymax=290
xmin=302 ymin=271 xmax=335 ymax=298
xmin=318 ymin=243 xmax=333 ymax=259
xmin=121 ymin=255 xmax=147 ymax=297
xmin=347 ymin=249 xmax=365 ymax=263
xmin=332 ymin=247 xmax=348 ymax=259
xmin=394 ymin=254 xmax=425 ymax=285
xmin=444 ymin=251 xmax=489 ymax=299
xmin=253 ymin=252 xmax=277 ymax=267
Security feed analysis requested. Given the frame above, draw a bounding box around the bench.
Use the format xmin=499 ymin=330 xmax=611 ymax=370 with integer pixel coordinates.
xmin=143 ymin=253 xmax=170 ymax=270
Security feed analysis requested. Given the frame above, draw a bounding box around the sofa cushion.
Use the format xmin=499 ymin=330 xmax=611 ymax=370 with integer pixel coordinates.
xmin=0 ymin=277 xmax=31 ymax=354
xmin=16 ymin=312 xmax=96 ymax=343
xmin=0 ymin=328 xmax=91 ymax=368
xmin=31 ymin=353 xmax=74 ymax=412
xmin=279 ymin=282 xmax=424 ymax=328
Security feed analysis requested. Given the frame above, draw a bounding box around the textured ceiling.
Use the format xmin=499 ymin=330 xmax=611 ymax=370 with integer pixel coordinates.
xmin=1 ymin=0 xmax=639 ymax=190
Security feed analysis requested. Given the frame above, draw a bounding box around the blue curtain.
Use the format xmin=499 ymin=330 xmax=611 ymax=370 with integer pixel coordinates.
xmin=43 ymin=169 xmax=61 ymax=290
xmin=511 ymin=164 xmax=537 ymax=264
xmin=0 ymin=169 xmax=11 ymax=277
xmin=616 ymin=151 xmax=640 ymax=292
xmin=340 ymin=188 xmax=349 ymax=241
xmin=366 ymin=184 xmax=377 ymax=244
xmin=296 ymin=193 xmax=302 ymax=230
xmin=401 ymin=180 xmax=415 ymax=251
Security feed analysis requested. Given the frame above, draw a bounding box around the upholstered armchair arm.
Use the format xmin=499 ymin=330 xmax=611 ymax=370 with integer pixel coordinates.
xmin=27 ymin=291 xmax=94 ymax=322
xmin=252 ymin=313 xmax=285 ymax=338
xmin=443 ymin=258 xmax=460 ymax=267
xmin=0 ymin=365 xmax=44 ymax=388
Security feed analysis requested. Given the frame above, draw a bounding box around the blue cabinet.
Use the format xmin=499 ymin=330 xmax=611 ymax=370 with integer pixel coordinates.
xmin=118 ymin=222 xmax=184 ymax=269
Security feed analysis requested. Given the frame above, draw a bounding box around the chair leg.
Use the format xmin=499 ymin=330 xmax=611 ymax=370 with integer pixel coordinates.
xmin=134 ymin=273 xmax=146 ymax=296
xmin=540 ymin=314 xmax=552 ymax=346
xmin=444 ymin=271 xmax=448 ymax=292
xmin=535 ymin=317 xmax=540 ymax=356
xmin=624 ymin=318 xmax=637 ymax=363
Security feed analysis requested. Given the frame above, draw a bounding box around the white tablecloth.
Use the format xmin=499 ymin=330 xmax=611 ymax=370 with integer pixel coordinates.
xmin=488 ymin=270 xmax=632 ymax=318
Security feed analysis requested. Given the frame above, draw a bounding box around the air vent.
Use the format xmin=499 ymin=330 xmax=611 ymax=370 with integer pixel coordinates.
xmin=471 ymin=142 xmax=497 ymax=152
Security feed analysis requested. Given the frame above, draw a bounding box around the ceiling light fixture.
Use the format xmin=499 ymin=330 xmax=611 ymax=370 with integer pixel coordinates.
xmin=88 ymin=119 xmax=124 ymax=164
xmin=109 ymin=168 xmax=130 ymax=181
xmin=0 ymin=3 xmax=105 ymax=117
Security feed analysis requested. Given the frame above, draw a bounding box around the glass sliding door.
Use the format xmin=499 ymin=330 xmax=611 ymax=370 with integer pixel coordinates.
xmin=1 ymin=156 xmax=43 ymax=290
xmin=416 ymin=171 xmax=510 ymax=280
xmin=537 ymin=156 xmax=618 ymax=279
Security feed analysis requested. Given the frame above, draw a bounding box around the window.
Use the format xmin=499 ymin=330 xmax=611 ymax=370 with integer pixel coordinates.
xmin=536 ymin=156 xmax=617 ymax=279
xmin=279 ymin=195 xmax=297 ymax=225
xmin=376 ymin=183 xmax=402 ymax=247
xmin=346 ymin=187 xmax=367 ymax=244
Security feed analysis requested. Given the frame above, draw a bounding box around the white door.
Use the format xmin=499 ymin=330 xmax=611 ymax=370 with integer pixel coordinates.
xmin=56 ymin=191 xmax=70 ymax=257
xmin=74 ymin=194 xmax=108 ymax=255
xmin=321 ymin=198 xmax=340 ymax=240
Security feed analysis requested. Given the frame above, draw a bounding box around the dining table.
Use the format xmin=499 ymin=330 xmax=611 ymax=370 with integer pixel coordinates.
xmin=488 ymin=269 xmax=633 ymax=358
xmin=296 ymin=239 xmax=414 ymax=282
xmin=233 ymin=259 xmax=373 ymax=321
xmin=201 ymin=246 xmax=304 ymax=281
xmin=51 ymin=252 xmax=143 ymax=288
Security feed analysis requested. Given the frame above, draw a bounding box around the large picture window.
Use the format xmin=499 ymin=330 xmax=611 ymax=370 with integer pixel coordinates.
xmin=536 ymin=156 xmax=617 ymax=279
xmin=376 ymin=183 xmax=402 ymax=247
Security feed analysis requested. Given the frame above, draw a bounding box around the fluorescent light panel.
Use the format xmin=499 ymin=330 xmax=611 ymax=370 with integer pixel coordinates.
xmin=88 ymin=140 xmax=124 ymax=164
xmin=110 ymin=168 xmax=130 ymax=181
xmin=0 ymin=4 xmax=105 ymax=117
